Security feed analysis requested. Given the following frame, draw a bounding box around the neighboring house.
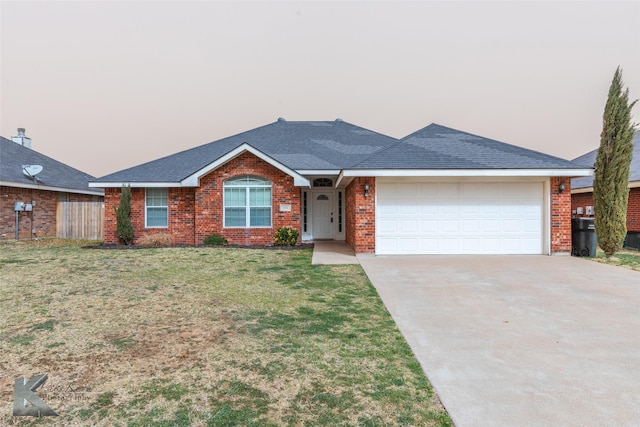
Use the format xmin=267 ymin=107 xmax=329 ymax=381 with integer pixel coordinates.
xmin=1 ymin=129 xmax=104 ymax=240
xmin=90 ymin=119 xmax=592 ymax=254
xmin=571 ymin=131 xmax=640 ymax=247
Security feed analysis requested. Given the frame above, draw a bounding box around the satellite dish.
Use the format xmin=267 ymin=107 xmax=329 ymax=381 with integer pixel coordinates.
xmin=22 ymin=165 xmax=44 ymax=179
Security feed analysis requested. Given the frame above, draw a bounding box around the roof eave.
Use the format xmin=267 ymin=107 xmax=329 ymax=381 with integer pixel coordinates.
xmin=2 ymin=180 xmax=104 ymax=196
xmin=339 ymin=168 xmax=595 ymax=178
xmin=571 ymin=180 xmax=640 ymax=194
xmin=180 ymin=143 xmax=310 ymax=187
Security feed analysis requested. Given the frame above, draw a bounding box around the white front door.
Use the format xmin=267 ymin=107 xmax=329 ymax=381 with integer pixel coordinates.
xmin=312 ymin=192 xmax=333 ymax=239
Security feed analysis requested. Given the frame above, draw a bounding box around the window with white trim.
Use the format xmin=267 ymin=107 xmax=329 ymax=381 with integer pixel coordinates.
xmin=146 ymin=188 xmax=168 ymax=227
xmin=224 ymin=176 xmax=272 ymax=228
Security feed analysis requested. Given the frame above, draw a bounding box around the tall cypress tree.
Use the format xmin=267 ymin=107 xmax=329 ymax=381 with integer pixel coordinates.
xmin=593 ymin=67 xmax=637 ymax=258
xmin=116 ymin=185 xmax=134 ymax=245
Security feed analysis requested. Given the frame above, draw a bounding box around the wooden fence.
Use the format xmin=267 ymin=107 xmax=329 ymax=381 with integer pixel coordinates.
xmin=57 ymin=202 xmax=104 ymax=240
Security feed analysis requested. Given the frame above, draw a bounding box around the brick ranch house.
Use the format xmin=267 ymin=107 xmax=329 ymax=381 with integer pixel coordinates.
xmin=1 ymin=129 xmax=104 ymax=240
xmin=571 ymin=131 xmax=640 ymax=248
xmin=90 ymin=119 xmax=592 ymax=255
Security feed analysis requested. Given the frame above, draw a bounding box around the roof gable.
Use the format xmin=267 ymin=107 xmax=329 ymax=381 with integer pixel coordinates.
xmin=92 ymin=120 xmax=399 ymax=185
xmin=352 ymin=123 xmax=588 ymax=170
xmin=182 ymin=144 xmax=310 ymax=187
xmin=0 ymin=137 xmax=103 ymax=195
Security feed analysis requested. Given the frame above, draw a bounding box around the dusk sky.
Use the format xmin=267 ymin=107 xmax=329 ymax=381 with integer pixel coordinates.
xmin=1 ymin=1 xmax=639 ymax=178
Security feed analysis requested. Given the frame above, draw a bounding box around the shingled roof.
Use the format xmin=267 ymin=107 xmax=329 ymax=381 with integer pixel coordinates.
xmin=352 ymin=124 xmax=585 ymax=170
xmin=92 ymin=120 xmax=591 ymax=187
xmin=571 ymin=131 xmax=640 ymax=190
xmin=94 ymin=119 xmax=399 ymax=184
xmin=0 ymin=136 xmax=103 ymax=195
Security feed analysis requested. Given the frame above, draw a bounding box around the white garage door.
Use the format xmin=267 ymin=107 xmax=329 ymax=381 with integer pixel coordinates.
xmin=376 ymin=181 xmax=544 ymax=254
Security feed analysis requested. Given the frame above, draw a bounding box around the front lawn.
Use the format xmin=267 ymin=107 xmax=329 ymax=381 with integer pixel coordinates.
xmin=0 ymin=240 xmax=450 ymax=426
xmin=591 ymin=249 xmax=640 ymax=271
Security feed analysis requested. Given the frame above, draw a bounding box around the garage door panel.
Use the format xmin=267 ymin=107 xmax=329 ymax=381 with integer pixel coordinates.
xmin=420 ymin=219 xmax=439 ymax=233
xmin=400 ymin=220 xmax=419 ymax=233
xmin=377 ymin=181 xmax=544 ymax=254
xmin=378 ymin=219 xmax=398 ymax=233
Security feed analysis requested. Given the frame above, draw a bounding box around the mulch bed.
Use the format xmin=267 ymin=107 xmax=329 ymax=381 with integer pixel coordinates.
xmin=83 ymin=243 xmax=315 ymax=250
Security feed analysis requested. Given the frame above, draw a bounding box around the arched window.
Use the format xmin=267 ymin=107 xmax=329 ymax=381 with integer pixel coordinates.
xmin=224 ymin=176 xmax=272 ymax=227
xmin=313 ymin=178 xmax=333 ymax=187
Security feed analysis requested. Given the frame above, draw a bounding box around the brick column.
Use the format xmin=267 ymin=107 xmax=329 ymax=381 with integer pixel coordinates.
xmin=550 ymin=177 xmax=571 ymax=253
xmin=345 ymin=177 xmax=375 ymax=253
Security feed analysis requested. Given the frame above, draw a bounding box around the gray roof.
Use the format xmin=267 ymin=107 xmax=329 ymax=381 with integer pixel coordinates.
xmin=0 ymin=136 xmax=103 ymax=195
xmin=94 ymin=120 xmax=589 ymax=185
xmin=571 ymin=131 xmax=640 ymax=189
xmin=95 ymin=120 xmax=399 ymax=183
xmin=353 ymin=123 xmax=585 ymax=169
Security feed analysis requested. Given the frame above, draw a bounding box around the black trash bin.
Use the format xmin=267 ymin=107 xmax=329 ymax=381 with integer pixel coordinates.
xmin=572 ymin=217 xmax=598 ymax=257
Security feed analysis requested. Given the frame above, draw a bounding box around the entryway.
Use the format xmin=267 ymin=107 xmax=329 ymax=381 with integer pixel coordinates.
xmin=311 ymin=241 xmax=358 ymax=265
xmin=312 ymin=192 xmax=333 ymax=239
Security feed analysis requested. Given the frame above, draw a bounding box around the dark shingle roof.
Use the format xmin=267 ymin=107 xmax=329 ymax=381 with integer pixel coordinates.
xmin=0 ymin=137 xmax=103 ymax=195
xmin=571 ymin=131 xmax=640 ymax=189
xmin=95 ymin=120 xmax=399 ymax=183
xmin=94 ymin=120 xmax=591 ymax=185
xmin=353 ymin=123 xmax=585 ymax=169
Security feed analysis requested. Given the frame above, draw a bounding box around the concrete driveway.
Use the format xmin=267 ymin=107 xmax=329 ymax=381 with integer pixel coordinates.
xmin=358 ymin=255 xmax=640 ymax=427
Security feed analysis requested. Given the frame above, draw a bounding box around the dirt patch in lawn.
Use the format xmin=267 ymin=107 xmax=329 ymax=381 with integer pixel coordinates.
xmin=0 ymin=240 xmax=450 ymax=426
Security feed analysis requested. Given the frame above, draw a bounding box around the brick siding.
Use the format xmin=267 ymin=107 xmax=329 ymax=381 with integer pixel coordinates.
xmin=103 ymin=152 xmax=301 ymax=246
xmin=345 ymin=177 xmax=375 ymax=253
xmin=550 ymin=177 xmax=572 ymax=253
xmin=572 ymin=186 xmax=640 ymax=232
xmin=1 ymin=186 xmax=98 ymax=240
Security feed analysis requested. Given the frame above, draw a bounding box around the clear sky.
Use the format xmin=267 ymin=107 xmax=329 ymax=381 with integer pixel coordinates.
xmin=1 ymin=1 xmax=639 ymax=178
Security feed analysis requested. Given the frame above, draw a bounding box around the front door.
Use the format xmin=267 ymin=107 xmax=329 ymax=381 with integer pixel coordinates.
xmin=312 ymin=192 xmax=333 ymax=239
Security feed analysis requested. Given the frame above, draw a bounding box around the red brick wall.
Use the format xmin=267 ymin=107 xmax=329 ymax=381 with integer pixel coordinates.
xmin=550 ymin=177 xmax=572 ymax=253
xmin=345 ymin=177 xmax=375 ymax=253
xmin=572 ymin=187 xmax=640 ymax=232
xmin=194 ymin=152 xmax=301 ymax=245
xmin=628 ymin=188 xmax=640 ymax=232
xmin=103 ymin=152 xmax=301 ymax=246
xmin=1 ymin=186 xmax=98 ymax=240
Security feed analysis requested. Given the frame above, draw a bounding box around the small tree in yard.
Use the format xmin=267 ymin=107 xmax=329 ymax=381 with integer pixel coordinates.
xmin=593 ymin=67 xmax=637 ymax=258
xmin=116 ymin=185 xmax=134 ymax=245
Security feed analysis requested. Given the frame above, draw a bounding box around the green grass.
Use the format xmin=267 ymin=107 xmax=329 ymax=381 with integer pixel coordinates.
xmin=591 ymin=249 xmax=640 ymax=271
xmin=0 ymin=239 xmax=450 ymax=426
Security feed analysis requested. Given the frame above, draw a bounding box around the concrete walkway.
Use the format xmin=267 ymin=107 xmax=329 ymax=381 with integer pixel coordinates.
xmin=358 ymin=255 xmax=640 ymax=427
xmin=311 ymin=241 xmax=359 ymax=265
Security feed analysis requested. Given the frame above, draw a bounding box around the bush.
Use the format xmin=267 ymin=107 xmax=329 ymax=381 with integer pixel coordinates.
xmin=115 ymin=185 xmax=134 ymax=245
xmin=138 ymin=232 xmax=173 ymax=247
xmin=203 ymin=234 xmax=228 ymax=246
xmin=274 ymin=227 xmax=299 ymax=246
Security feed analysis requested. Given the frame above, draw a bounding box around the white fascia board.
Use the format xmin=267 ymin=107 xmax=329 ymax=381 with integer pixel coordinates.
xmin=335 ymin=170 xmax=346 ymax=188
xmin=2 ymin=180 xmax=104 ymax=196
xmin=89 ymin=182 xmax=180 ymax=188
xmin=295 ymin=170 xmax=341 ymax=175
xmin=571 ymin=187 xmax=593 ymax=194
xmin=340 ymin=169 xmax=595 ymax=178
xmin=571 ymin=180 xmax=640 ymax=194
xmin=181 ymin=143 xmax=311 ymax=187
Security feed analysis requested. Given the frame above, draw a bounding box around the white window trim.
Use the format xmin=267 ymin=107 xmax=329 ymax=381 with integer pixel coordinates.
xmin=145 ymin=188 xmax=169 ymax=228
xmin=223 ymin=177 xmax=272 ymax=228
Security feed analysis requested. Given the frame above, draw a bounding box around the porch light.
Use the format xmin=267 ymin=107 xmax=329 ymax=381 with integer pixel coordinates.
xmin=364 ymin=182 xmax=370 ymax=197
xmin=558 ymin=181 xmax=566 ymax=194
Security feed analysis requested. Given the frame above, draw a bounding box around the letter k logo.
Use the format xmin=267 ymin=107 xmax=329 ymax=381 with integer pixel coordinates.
xmin=13 ymin=374 xmax=58 ymax=417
